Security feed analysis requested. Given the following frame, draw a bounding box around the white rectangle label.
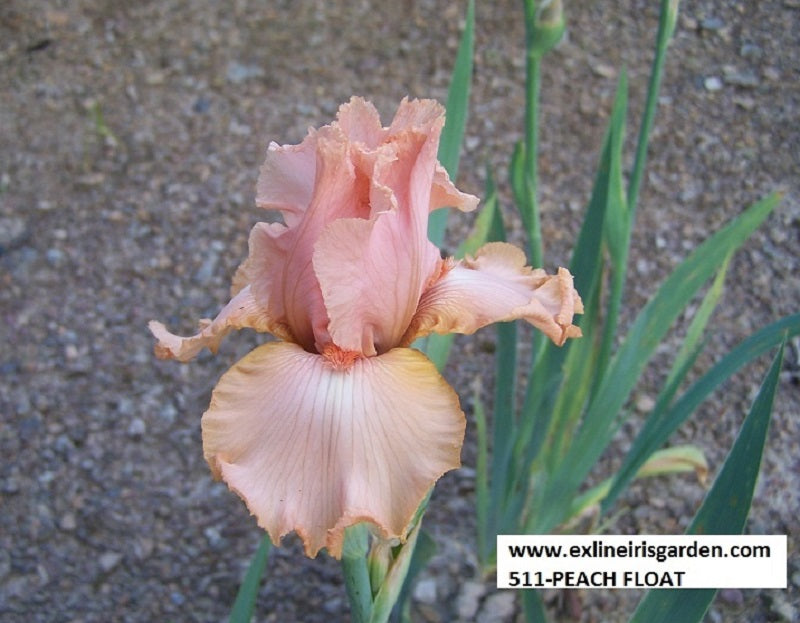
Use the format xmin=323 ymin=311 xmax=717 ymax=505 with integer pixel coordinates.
xmin=497 ymin=535 xmax=787 ymax=589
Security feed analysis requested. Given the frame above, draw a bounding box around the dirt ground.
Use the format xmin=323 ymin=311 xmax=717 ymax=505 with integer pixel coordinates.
xmin=1 ymin=1 xmax=798 ymax=621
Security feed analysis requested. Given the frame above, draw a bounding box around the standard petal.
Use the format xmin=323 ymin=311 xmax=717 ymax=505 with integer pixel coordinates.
xmin=202 ymin=342 xmax=464 ymax=558
xmin=149 ymin=285 xmax=287 ymax=362
xmin=256 ymin=138 xmax=318 ymax=228
xmin=405 ymin=242 xmax=584 ymax=346
xmin=313 ymin=105 xmax=450 ymax=355
xmin=313 ymin=212 xmax=442 ymax=356
xmin=335 ymin=97 xmax=386 ymax=148
xmin=430 ymin=161 xmax=479 ymax=213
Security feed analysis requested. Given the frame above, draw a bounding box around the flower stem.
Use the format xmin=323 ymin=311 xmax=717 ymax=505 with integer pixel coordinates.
xmin=524 ymin=53 xmax=543 ymax=267
xmin=627 ymin=0 xmax=679 ymax=218
xmin=342 ymin=525 xmax=373 ymax=623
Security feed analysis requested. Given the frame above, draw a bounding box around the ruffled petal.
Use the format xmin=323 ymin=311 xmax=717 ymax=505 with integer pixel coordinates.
xmin=149 ymin=286 xmax=286 ymax=362
xmin=430 ymin=161 xmax=479 ymax=213
xmin=255 ymin=139 xmax=318 ymax=228
xmin=202 ymin=342 xmax=464 ymax=558
xmin=335 ymin=97 xmax=386 ymax=148
xmin=313 ymin=102 xmax=458 ymax=356
xmin=253 ymin=132 xmax=373 ymax=351
xmin=405 ymin=242 xmax=584 ymax=346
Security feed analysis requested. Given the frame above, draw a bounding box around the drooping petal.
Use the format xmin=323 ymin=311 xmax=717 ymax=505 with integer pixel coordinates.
xmin=201 ymin=342 xmax=464 ymax=558
xmin=149 ymin=286 xmax=288 ymax=362
xmin=404 ymin=242 xmax=584 ymax=346
xmin=430 ymin=161 xmax=480 ymax=214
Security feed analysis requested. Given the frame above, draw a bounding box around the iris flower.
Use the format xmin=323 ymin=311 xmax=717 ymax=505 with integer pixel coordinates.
xmin=150 ymin=97 xmax=582 ymax=558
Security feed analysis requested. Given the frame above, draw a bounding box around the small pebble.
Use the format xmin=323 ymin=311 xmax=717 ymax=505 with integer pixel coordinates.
xmin=127 ymin=418 xmax=147 ymax=439
xmin=98 ymin=552 xmax=122 ymax=573
xmin=477 ymin=591 xmax=515 ymax=623
xmin=0 ymin=217 xmax=27 ymax=249
xmin=226 ymin=61 xmax=264 ymax=84
xmin=719 ymin=588 xmax=744 ymax=606
xmin=704 ymin=76 xmax=723 ymax=91
xmin=456 ymin=580 xmax=486 ymax=620
xmin=46 ymin=248 xmax=65 ymax=267
xmin=60 ymin=513 xmax=77 ymax=531
xmin=635 ymin=394 xmax=656 ymax=413
xmin=722 ymin=66 xmax=759 ymax=88
xmin=740 ymin=43 xmax=763 ymax=59
xmin=700 ymin=16 xmax=725 ymax=30
xmin=413 ymin=577 xmax=438 ymax=605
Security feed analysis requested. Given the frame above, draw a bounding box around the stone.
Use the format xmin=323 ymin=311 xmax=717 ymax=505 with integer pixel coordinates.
xmin=413 ymin=577 xmax=438 ymax=605
xmin=226 ymin=62 xmax=264 ymax=84
xmin=700 ymin=16 xmax=725 ymax=30
xmin=127 ymin=418 xmax=147 ymax=439
xmin=98 ymin=552 xmax=122 ymax=573
xmin=0 ymin=217 xmax=27 ymax=250
xmin=60 ymin=513 xmax=77 ymax=531
xmin=456 ymin=580 xmax=486 ymax=620
xmin=722 ymin=66 xmax=759 ymax=88
xmin=635 ymin=394 xmax=656 ymax=413
xmin=477 ymin=591 xmax=516 ymax=623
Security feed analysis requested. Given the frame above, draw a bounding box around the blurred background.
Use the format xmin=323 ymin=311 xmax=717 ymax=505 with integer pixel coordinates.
xmin=1 ymin=1 xmax=797 ymax=621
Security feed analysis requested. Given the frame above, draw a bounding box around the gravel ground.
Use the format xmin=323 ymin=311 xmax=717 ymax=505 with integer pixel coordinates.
xmin=1 ymin=1 xmax=798 ymax=621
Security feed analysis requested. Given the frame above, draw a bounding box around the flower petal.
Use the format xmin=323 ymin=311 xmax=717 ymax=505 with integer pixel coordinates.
xmin=149 ymin=285 xmax=287 ymax=362
xmin=335 ymin=97 xmax=386 ymax=148
xmin=253 ymin=132 xmax=372 ymax=351
xmin=405 ymin=242 xmax=584 ymax=346
xmin=313 ymin=212 xmax=442 ymax=356
xmin=255 ymin=139 xmax=318 ymax=228
xmin=202 ymin=342 xmax=464 ymax=558
xmin=313 ymin=102 xmax=455 ymax=356
xmin=430 ymin=161 xmax=480 ymax=214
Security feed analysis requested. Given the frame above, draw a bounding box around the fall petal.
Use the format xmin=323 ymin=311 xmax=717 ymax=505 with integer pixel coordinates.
xmin=149 ymin=286 xmax=284 ymax=362
xmin=405 ymin=242 xmax=584 ymax=346
xmin=202 ymin=342 xmax=464 ymax=558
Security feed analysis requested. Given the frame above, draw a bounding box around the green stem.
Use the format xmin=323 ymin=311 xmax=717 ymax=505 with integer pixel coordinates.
xmin=627 ymin=0 xmax=679 ymax=217
xmin=523 ymin=2 xmax=543 ymax=267
xmin=342 ymin=525 xmax=373 ymax=623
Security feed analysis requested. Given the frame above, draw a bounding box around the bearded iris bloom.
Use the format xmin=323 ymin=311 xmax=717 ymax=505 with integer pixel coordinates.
xmin=150 ymin=97 xmax=582 ymax=558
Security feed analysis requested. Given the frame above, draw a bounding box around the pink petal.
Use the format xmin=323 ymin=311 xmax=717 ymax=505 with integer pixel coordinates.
xmin=255 ymin=139 xmax=318 ymax=228
xmin=335 ymin=97 xmax=386 ymax=147
xmin=313 ymin=123 xmax=444 ymax=355
xmin=405 ymin=242 xmax=584 ymax=346
xmin=202 ymin=342 xmax=464 ymax=558
xmin=430 ymin=161 xmax=479 ymax=213
xmin=149 ymin=286 xmax=285 ymax=362
xmin=387 ymin=97 xmax=445 ymax=137
xmin=252 ymin=133 xmax=371 ymax=352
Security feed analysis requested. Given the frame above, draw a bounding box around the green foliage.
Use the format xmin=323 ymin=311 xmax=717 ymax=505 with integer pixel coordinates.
xmin=630 ymin=342 xmax=785 ymax=623
xmin=427 ymin=0 xmax=475 ymax=249
xmin=229 ymin=2 xmax=787 ymax=622
xmin=470 ymin=5 xmax=787 ymax=623
xmin=228 ymin=535 xmax=271 ymax=623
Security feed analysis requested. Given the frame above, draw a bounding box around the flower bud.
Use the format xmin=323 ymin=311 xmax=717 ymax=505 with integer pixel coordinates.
xmin=527 ymin=0 xmax=565 ymax=59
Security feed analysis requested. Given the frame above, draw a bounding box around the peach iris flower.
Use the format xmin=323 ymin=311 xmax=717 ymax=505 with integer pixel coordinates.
xmin=150 ymin=97 xmax=582 ymax=558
